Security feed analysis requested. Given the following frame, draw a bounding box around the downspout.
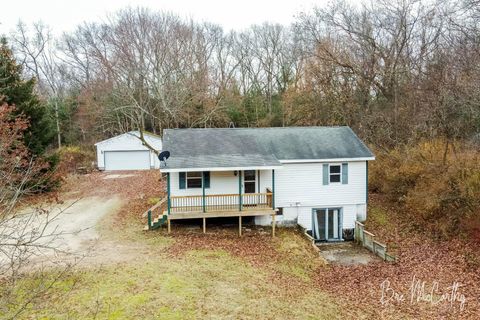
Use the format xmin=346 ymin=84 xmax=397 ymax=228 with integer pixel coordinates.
xmin=238 ymin=171 xmax=242 ymax=211
xmin=202 ymin=172 xmax=206 ymax=213
xmin=257 ymin=170 xmax=260 ymax=193
xmin=272 ymin=169 xmax=275 ymax=209
xmin=366 ymin=162 xmax=369 ymax=204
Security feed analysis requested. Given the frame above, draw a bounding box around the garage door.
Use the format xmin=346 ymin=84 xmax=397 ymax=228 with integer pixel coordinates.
xmin=104 ymin=151 xmax=151 ymax=171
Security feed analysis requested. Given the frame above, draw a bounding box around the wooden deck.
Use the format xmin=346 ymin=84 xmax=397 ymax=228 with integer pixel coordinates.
xmin=148 ymin=192 xmax=277 ymax=236
xmin=166 ymin=208 xmax=276 ymax=220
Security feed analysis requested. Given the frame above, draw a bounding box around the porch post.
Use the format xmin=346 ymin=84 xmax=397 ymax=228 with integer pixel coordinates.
xmin=239 ymin=216 xmax=242 ymax=236
xmin=167 ymin=173 xmax=171 ymax=215
xmin=202 ymin=172 xmax=206 ymax=213
xmin=272 ymin=213 xmax=276 ymax=237
xmin=272 ymin=169 xmax=275 ymax=209
xmin=238 ymin=171 xmax=242 ymax=211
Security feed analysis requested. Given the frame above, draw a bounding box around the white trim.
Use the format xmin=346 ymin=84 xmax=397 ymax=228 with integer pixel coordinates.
xmin=161 ymin=157 xmax=374 ymax=172
xmin=279 ymin=157 xmax=375 ymax=163
xmin=161 ymin=165 xmax=283 ymax=173
xmin=94 ymin=131 xmax=162 ymax=146
xmin=289 ymin=202 xmax=367 ymax=208
xmin=329 ymin=163 xmax=342 ymax=184
xmin=102 ymin=149 xmax=151 ymax=153
xmin=95 ymin=132 xmax=135 ymax=146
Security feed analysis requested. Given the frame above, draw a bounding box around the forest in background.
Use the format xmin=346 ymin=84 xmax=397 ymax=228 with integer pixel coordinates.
xmin=4 ymin=0 xmax=479 ymax=147
xmin=1 ymin=0 xmax=480 ymax=239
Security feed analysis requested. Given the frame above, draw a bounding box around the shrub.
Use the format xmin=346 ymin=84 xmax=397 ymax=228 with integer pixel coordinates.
xmin=370 ymin=140 xmax=480 ymax=239
xmin=56 ymin=146 xmax=95 ymax=175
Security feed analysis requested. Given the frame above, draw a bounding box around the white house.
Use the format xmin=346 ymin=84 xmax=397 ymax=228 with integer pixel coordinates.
xmin=95 ymin=131 xmax=162 ymax=171
xmin=158 ymin=127 xmax=374 ymax=241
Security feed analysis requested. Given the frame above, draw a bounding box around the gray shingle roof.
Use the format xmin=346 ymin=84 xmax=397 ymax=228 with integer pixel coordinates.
xmin=161 ymin=126 xmax=374 ymax=170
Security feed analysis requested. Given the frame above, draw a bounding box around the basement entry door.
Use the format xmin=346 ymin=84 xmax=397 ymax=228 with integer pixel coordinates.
xmin=312 ymin=208 xmax=342 ymax=241
xmin=104 ymin=150 xmax=151 ymax=171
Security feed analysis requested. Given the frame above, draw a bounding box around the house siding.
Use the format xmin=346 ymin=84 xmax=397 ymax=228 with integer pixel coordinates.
xmin=275 ymin=162 xmax=366 ymax=207
xmin=255 ymin=161 xmax=368 ymax=230
xmin=170 ymin=170 xmax=275 ymax=197
xmin=169 ymin=161 xmax=368 ymax=231
xmin=170 ymin=171 xmax=239 ymax=196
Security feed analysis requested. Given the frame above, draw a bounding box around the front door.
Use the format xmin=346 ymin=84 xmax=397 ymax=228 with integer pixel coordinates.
xmin=312 ymin=208 xmax=342 ymax=241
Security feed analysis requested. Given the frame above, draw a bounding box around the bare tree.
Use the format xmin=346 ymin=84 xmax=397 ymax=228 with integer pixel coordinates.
xmin=11 ymin=22 xmax=67 ymax=148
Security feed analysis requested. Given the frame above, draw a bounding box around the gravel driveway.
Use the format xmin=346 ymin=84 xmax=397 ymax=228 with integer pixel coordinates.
xmin=2 ymin=196 xmax=123 ymax=266
xmin=41 ymin=196 xmax=123 ymax=253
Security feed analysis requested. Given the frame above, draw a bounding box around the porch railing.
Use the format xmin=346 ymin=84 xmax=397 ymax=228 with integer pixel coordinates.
xmin=169 ymin=192 xmax=272 ymax=214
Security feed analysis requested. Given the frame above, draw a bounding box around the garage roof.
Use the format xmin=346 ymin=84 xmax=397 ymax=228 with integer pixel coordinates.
xmin=160 ymin=126 xmax=374 ymax=172
xmin=95 ymin=131 xmax=162 ymax=150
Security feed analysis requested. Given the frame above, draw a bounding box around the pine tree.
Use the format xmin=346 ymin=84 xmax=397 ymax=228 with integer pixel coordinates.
xmin=0 ymin=37 xmax=54 ymax=155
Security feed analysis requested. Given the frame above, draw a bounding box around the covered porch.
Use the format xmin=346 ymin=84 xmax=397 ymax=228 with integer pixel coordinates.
xmin=162 ymin=167 xmax=279 ymax=236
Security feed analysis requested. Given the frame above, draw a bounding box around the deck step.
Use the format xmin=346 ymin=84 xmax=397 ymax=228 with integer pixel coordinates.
xmin=146 ymin=213 xmax=168 ymax=230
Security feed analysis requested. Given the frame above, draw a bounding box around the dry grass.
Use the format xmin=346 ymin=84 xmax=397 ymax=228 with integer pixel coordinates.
xmin=4 ymin=171 xmax=351 ymax=319
xmin=8 ymin=170 xmax=480 ymax=319
xmin=6 ymin=229 xmax=348 ymax=320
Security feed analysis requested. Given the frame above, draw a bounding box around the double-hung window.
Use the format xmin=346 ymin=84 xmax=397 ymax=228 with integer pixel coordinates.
xmin=179 ymin=172 xmax=210 ymax=189
xmin=329 ymin=164 xmax=342 ymax=183
xmin=186 ymin=172 xmax=202 ymax=188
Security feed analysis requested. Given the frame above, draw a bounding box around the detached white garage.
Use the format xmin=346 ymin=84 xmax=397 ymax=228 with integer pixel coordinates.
xmin=95 ymin=131 xmax=163 ymax=171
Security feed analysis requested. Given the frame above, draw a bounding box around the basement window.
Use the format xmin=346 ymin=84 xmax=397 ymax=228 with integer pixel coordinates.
xmin=276 ymin=207 xmax=283 ymax=216
xmin=187 ymin=172 xmax=202 ymax=188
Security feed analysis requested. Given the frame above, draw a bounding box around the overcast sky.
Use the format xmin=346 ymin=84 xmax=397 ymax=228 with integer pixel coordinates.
xmin=0 ymin=0 xmax=329 ymax=36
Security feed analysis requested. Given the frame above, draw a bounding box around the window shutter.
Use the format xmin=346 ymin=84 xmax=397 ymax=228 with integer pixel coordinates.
xmin=179 ymin=172 xmax=186 ymax=189
xmin=322 ymin=164 xmax=329 ymax=185
xmin=342 ymin=163 xmax=348 ymax=184
xmin=203 ymin=171 xmax=210 ymax=188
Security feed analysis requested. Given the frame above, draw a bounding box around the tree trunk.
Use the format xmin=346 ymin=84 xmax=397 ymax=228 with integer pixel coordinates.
xmin=55 ymin=100 xmax=61 ymax=149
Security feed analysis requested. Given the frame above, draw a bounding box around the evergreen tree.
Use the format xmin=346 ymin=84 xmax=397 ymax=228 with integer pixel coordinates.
xmin=0 ymin=37 xmax=54 ymax=155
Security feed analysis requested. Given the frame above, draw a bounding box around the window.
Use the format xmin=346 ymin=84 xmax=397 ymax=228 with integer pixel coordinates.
xmin=244 ymin=170 xmax=256 ymax=193
xmin=179 ymin=172 xmax=210 ymax=189
xmin=329 ymin=164 xmax=341 ymax=183
xmin=276 ymin=207 xmax=283 ymax=216
xmin=187 ymin=172 xmax=202 ymax=188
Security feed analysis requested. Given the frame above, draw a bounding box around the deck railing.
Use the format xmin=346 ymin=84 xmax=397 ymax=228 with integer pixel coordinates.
xmin=169 ymin=192 xmax=272 ymax=214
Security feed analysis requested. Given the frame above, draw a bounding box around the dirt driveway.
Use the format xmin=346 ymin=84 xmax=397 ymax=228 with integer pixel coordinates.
xmin=6 ymin=171 xmax=163 ymax=267
xmin=39 ymin=196 xmax=123 ymax=253
xmin=2 ymin=196 xmax=121 ymax=266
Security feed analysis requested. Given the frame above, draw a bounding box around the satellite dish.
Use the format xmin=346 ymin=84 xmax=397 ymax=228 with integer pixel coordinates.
xmin=158 ymin=151 xmax=170 ymax=166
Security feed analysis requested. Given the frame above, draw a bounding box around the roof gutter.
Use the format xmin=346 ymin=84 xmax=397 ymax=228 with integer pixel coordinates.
xmin=160 ymin=165 xmax=283 ymax=173
xmin=279 ymin=157 xmax=375 ymax=163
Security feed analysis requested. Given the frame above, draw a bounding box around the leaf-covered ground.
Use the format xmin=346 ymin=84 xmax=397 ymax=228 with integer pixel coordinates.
xmin=314 ymin=194 xmax=480 ymax=319
xmin=5 ymin=172 xmax=480 ymax=319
